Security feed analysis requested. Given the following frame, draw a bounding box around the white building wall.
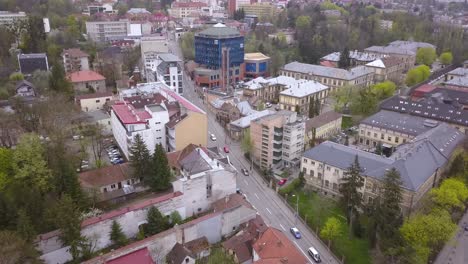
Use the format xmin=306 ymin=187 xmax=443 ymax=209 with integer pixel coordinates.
xmin=80 ymin=57 xmax=90 ymax=71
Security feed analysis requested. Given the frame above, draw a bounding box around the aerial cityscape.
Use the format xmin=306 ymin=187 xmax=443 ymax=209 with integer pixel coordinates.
xmin=0 ymin=0 xmax=467 ymax=263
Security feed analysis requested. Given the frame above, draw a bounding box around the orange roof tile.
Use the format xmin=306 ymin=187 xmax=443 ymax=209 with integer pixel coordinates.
xmin=69 ymin=70 xmax=106 ymax=83
xmin=252 ymin=228 xmax=308 ymax=264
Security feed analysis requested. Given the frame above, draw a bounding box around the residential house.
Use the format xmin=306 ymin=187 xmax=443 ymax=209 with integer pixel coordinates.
xmin=166 ymin=243 xmax=196 ymax=264
xmin=184 ymin=237 xmax=210 ymax=259
xmin=301 ymin=123 xmax=464 ymax=214
xmin=305 ymin=111 xmax=342 ymax=143
xmin=445 ymin=67 xmax=468 ymax=81
xmin=62 ymin=48 xmax=90 ymax=74
xmin=216 ymin=101 xmax=242 ymax=128
xmin=69 ymin=70 xmax=106 ymax=93
xmin=85 ymin=20 xmax=131 ymax=42
xmin=15 ymin=80 xmax=37 ymax=98
xmin=106 ymin=248 xmax=155 ymax=264
xmin=463 ymin=60 xmax=468 ymax=69
xmin=75 ymin=91 xmax=113 ymax=112
xmin=358 ymin=110 xmax=439 ymax=150
xmin=18 ymin=53 xmax=49 ymax=75
xmin=78 ymin=163 xmax=146 ymax=203
xmin=252 ymin=227 xmax=309 ymax=264
xmin=280 ymin=62 xmax=374 ymax=92
xmin=250 ymin=111 xmax=305 ymax=169
xmin=239 ymin=3 xmax=276 ymax=18
xmin=365 ymin=56 xmax=406 ymax=82
xmin=380 ymin=95 xmax=468 ymax=134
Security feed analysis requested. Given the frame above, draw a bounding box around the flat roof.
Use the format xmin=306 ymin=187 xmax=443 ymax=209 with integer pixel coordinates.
xmin=244 ymin=52 xmax=270 ymax=61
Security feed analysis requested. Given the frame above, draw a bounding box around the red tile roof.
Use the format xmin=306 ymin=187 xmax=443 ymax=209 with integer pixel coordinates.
xmin=252 ymin=228 xmax=308 ymax=264
xmin=163 ymin=88 xmax=205 ymax=114
xmin=75 ymin=91 xmax=114 ymax=101
xmin=107 ymin=247 xmax=155 ymax=264
xmin=320 ymin=60 xmax=336 ymax=68
xmin=79 ymin=163 xmax=132 ymax=188
xmin=112 ymin=101 xmax=152 ymax=125
xmin=69 ymin=70 xmax=106 ymax=83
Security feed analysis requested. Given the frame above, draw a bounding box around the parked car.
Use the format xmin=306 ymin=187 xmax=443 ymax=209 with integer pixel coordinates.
xmin=278 ymin=178 xmax=287 ymax=186
xmin=308 ymin=247 xmax=321 ymax=263
xmin=210 ymin=134 xmax=217 ymax=141
xmin=241 ymin=168 xmax=249 ymax=176
xmin=223 ymin=146 xmax=229 ymax=153
xmin=265 ymin=102 xmax=272 ymax=108
xmin=290 ymin=227 xmax=301 ymax=239
xmin=236 ymin=188 xmax=241 ymax=194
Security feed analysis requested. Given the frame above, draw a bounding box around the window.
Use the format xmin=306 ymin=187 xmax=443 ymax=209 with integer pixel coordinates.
xmin=388 ymin=136 xmax=392 ymax=141
xmin=303 ymin=159 xmax=307 ymax=164
xmin=374 ymin=133 xmax=377 ymax=138
xmin=381 ymin=134 xmax=384 ymax=140
xmin=360 ymin=130 xmax=364 ymax=135
xmin=318 ymin=172 xmax=322 ymax=179
xmin=302 ymin=167 xmax=307 ymax=174
xmin=326 ymin=166 xmax=331 ymax=171
xmin=403 ymin=139 xmax=407 ymax=143
xmin=311 ymin=161 xmax=315 ymax=166
xmin=111 ymin=184 xmax=116 ymax=189
xmin=360 ymin=138 xmax=363 ymax=143
xmin=334 ymin=169 xmax=339 ymax=175
xmin=325 ymin=180 xmax=329 ymax=187
xmin=333 ymin=183 xmax=338 ymax=190
xmin=395 ymin=137 xmax=399 ymax=143
xmin=367 ymin=131 xmax=370 ymax=136
xmin=103 ymin=187 xmax=107 ymax=192
xmin=96 ymin=99 xmax=100 ymax=103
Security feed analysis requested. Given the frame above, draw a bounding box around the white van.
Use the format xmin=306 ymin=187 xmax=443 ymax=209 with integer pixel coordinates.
xmin=308 ymin=247 xmax=321 ymax=263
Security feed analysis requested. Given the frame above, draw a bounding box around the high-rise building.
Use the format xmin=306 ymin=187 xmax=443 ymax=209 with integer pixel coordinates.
xmin=194 ymin=23 xmax=245 ymax=90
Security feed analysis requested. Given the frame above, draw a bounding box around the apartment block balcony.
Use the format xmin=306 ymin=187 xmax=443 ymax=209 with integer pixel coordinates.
xmin=273 ymin=143 xmax=282 ymax=150
xmin=273 ymin=150 xmax=282 ymax=157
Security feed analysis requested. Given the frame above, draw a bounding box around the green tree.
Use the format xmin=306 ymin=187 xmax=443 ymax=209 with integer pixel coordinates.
xmin=16 ymin=208 xmax=36 ymax=242
xmin=350 ymin=88 xmax=377 ymax=115
xmin=150 ymin=144 xmax=172 ymax=191
xmin=338 ymin=47 xmax=351 ymax=69
xmin=129 ymin=134 xmax=151 ymax=184
xmin=49 ymin=61 xmax=72 ymax=94
xmin=0 ymin=148 xmax=13 ymax=190
xmin=400 ymin=209 xmax=456 ymax=264
xmin=241 ymin=129 xmax=254 ymax=170
xmin=170 ymin=211 xmax=182 ymax=226
xmin=30 ymin=70 xmax=50 ymax=93
xmin=50 ymin=194 xmax=84 ymax=260
xmin=0 ymin=230 xmax=42 ymax=264
xmin=377 ymin=168 xmax=403 ymax=254
xmin=405 ymin=65 xmax=430 ymax=86
xmin=439 ymin=51 xmax=453 ymax=65
xmin=144 ymin=206 xmax=169 ymax=236
xmin=9 ymin=72 xmax=24 ymax=81
xmin=320 ymin=217 xmax=343 ymax=247
xmin=371 ymin=81 xmax=396 ymax=100
xmin=430 ymin=178 xmax=468 ymax=211
xmin=12 ymin=133 xmax=51 ymax=193
xmin=295 ymin=15 xmax=310 ymax=40
xmin=109 ymin=220 xmax=127 ymax=247
xmin=339 ymin=155 xmax=364 ymax=237
xmin=308 ymin=98 xmax=316 ymax=118
xmin=448 ymin=153 xmax=465 ymax=176
xmin=416 ymin=47 xmax=437 ymax=66
xmin=180 ymin=32 xmax=195 ymax=60
xmin=21 ymin=15 xmax=46 ymax=53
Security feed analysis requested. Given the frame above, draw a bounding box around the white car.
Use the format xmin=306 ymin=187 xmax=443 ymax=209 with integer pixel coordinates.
xmin=210 ymin=134 xmax=217 ymax=141
xmin=265 ymin=102 xmax=272 ymax=108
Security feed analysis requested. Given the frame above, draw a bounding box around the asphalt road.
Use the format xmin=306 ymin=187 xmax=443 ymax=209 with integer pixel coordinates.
xmin=434 ymin=212 xmax=468 ymax=264
xmin=170 ymin=36 xmax=340 ymax=264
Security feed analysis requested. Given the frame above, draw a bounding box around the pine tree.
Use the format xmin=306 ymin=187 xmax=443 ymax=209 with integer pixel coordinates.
xmin=144 ymin=207 xmax=169 ymax=236
xmin=377 ymin=168 xmax=403 ymax=253
xmin=129 ymin=134 xmax=151 ymax=185
xmin=338 ymin=47 xmax=351 ymax=69
xmin=109 ymin=220 xmax=127 ymax=247
xmin=339 ymin=155 xmax=364 ymax=238
xmin=314 ymin=97 xmax=321 ymax=116
xmin=150 ymin=144 xmax=172 ymax=191
xmin=308 ymin=98 xmax=315 ymax=118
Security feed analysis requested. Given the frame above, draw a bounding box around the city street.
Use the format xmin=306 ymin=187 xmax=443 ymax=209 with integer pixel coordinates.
xmin=434 ymin=212 xmax=468 ymax=264
xmin=170 ymin=36 xmax=340 ymax=264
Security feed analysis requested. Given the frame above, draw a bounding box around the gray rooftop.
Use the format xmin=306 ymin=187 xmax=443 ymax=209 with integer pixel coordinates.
xmin=360 ymin=110 xmax=437 ymax=136
xmin=230 ymin=110 xmax=274 ymax=128
xmin=282 ymin=62 xmax=373 ymax=80
xmin=321 ymin=51 xmax=385 ymax=62
xmin=146 ymin=104 xmax=166 ymax=112
xmin=306 ymin=111 xmax=342 ymax=131
xmin=158 ymin=53 xmax=182 ymax=62
xmin=196 ymin=23 xmax=241 ymax=39
xmin=18 ymin=53 xmax=47 ymax=59
xmin=303 ymin=123 xmax=464 ymax=191
xmin=179 ymin=149 xmax=212 ymax=175
xmin=364 ymin=41 xmax=435 ymax=56
xmin=445 ymin=76 xmax=468 ymax=88
xmin=447 ymin=67 xmax=468 ymax=77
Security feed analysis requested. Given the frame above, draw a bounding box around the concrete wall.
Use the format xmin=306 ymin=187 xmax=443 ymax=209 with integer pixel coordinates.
xmin=79 ymin=95 xmax=112 ymax=112
xmin=174 ymin=111 xmax=208 ymax=151
xmin=73 ymin=80 xmax=106 ymax=93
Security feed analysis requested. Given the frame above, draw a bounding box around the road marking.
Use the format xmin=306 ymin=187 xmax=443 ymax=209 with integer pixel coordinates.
xmin=279 ymin=224 xmax=286 ymax=231
xmin=293 ymin=241 xmax=314 ymax=264
xmin=266 ymin=208 xmax=272 ymax=215
xmin=254 ymin=193 xmax=259 ymax=199
xmin=244 ymin=179 xmax=249 ymax=186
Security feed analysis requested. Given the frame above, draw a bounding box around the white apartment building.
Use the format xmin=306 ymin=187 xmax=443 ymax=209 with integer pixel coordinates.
xmin=62 ymin=48 xmax=90 ymax=73
xmin=85 ymin=20 xmax=130 ymax=42
xmin=0 ymin=11 xmax=26 ymax=26
xmin=168 ymin=2 xmax=208 ymax=18
xmin=146 ymin=53 xmax=183 ymax=94
xmin=111 ymin=102 xmax=170 ymax=158
xmin=141 ymin=35 xmax=169 ymax=78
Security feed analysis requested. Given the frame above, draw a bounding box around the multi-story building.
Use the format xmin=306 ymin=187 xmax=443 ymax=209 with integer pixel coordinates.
xmin=244 ymin=52 xmax=270 ymax=78
xmin=239 ymin=3 xmax=276 ymax=18
xmin=305 ymin=111 xmax=342 ymax=142
xmin=85 ymin=20 xmax=131 ymax=42
xmin=69 ymin=70 xmax=106 ymax=93
xmin=380 ymin=95 xmax=468 ymax=134
xmin=75 ymin=91 xmax=114 ymax=112
xmin=250 ymin=111 xmax=305 ymax=169
xmin=194 ymin=23 xmax=244 ymax=90
xmin=280 ymin=62 xmax=374 ymax=92
xmin=301 ymin=123 xmax=464 ymax=215
xmin=168 ymin=2 xmax=208 ymax=18
xmin=227 ymin=0 xmax=252 ymax=16
xmin=62 ymin=48 xmax=90 ymax=74
xmin=364 ymin=41 xmax=435 ymax=71
xmin=320 ymin=50 xmax=386 ymax=67
xmin=365 ymin=56 xmax=406 ymax=82
xmin=18 ymin=53 xmax=49 ymax=75
xmin=141 ymin=35 xmax=170 ymax=78
xmin=358 ymin=110 xmax=439 ymax=150
xmin=112 ymin=82 xmax=207 ymax=158
xmin=82 ymin=3 xmax=114 ymax=16
xmin=242 ymin=76 xmax=329 ymax=115
xmin=146 ymin=53 xmax=183 ymax=94
xmin=0 ymin=11 xmax=26 ymax=26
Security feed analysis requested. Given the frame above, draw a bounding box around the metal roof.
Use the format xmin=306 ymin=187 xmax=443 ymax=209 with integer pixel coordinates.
xmin=282 ymin=62 xmax=373 ymax=80
xmin=196 ymin=24 xmax=241 ymax=38
xmin=360 ymin=110 xmax=436 ymax=136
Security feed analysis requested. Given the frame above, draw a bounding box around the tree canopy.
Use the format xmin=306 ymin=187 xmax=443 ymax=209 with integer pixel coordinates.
xmin=416 ymin=47 xmax=437 ymax=66
xmin=439 ymin=51 xmax=453 ymax=65
xmin=405 ymin=65 xmax=431 ymax=86
xmin=430 ymin=178 xmax=468 ymax=211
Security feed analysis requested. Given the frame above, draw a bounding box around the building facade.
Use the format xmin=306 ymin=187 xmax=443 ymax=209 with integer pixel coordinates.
xmin=18 ymin=53 xmax=49 ymax=75
xmin=194 ymin=24 xmax=244 ymax=90
xmin=168 ymin=2 xmax=208 ymax=18
xmin=86 ymin=20 xmax=131 ymax=42
xmin=69 ymin=70 xmax=106 ymax=93
xmin=147 ymin=53 xmax=184 ymax=95
xmin=305 ymin=111 xmax=342 ymax=142
xmin=75 ymin=91 xmax=113 ymax=112
xmin=365 ymin=56 xmax=406 ymax=83
xmin=244 ymin=52 xmax=270 ymax=78
xmin=62 ymin=48 xmax=90 ymax=73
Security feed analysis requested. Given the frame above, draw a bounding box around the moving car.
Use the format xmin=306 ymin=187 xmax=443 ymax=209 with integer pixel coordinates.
xmin=290 ymin=227 xmax=301 ymax=239
xmin=278 ymin=178 xmax=287 ymax=186
xmin=223 ymin=146 xmax=229 ymax=153
xmin=241 ymin=168 xmax=249 ymax=176
xmin=308 ymin=247 xmax=321 ymax=263
xmin=210 ymin=134 xmax=217 ymax=141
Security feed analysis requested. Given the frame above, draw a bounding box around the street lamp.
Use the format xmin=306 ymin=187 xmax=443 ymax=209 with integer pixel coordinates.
xmin=292 ymin=194 xmax=299 ymax=225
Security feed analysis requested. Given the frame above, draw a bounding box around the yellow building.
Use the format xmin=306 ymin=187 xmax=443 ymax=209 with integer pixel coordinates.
xmin=167 ymin=110 xmax=208 ymax=151
xmin=305 ymin=111 xmax=342 ymax=143
xmin=239 ymin=3 xmax=276 ymax=18
xmin=75 ymin=91 xmax=114 ymax=112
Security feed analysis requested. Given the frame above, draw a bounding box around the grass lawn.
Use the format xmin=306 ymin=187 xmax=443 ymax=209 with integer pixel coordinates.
xmin=286 ymin=190 xmax=371 ymax=264
xmin=341 ymin=115 xmax=353 ymax=129
xmin=196 ymin=246 xmax=236 ymax=264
